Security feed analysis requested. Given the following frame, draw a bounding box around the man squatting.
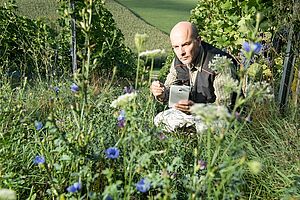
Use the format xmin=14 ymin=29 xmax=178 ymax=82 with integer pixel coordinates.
xmin=150 ymin=21 xmax=238 ymax=133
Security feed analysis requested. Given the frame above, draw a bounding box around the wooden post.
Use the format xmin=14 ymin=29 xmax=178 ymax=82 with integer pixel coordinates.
xmin=70 ymin=0 xmax=77 ymax=74
xmin=278 ymin=24 xmax=295 ymax=112
xmin=294 ymin=32 xmax=300 ymax=106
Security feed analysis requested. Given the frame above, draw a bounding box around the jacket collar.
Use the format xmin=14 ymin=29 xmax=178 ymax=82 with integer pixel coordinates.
xmin=188 ymin=44 xmax=204 ymax=72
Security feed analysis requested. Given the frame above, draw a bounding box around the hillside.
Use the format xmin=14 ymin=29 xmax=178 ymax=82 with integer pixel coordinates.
xmin=114 ymin=0 xmax=197 ymax=33
xmin=104 ymin=0 xmax=170 ymax=52
xmin=0 ymin=0 xmax=171 ymax=53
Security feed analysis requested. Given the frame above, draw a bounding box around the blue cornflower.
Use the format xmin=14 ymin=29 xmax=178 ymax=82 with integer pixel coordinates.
xmin=105 ymin=195 xmax=113 ymax=200
xmin=123 ymin=86 xmax=134 ymax=94
xmin=136 ymin=178 xmax=151 ymax=193
xmin=242 ymin=41 xmax=251 ymax=52
xmin=67 ymin=182 xmax=82 ymax=193
xmin=105 ymin=147 xmax=120 ymax=159
xmin=117 ymin=119 xmax=125 ymax=128
xmin=198 ymin=160 xmax=207 ymax=170
xmin=117 ymin=110 xmax=126 ymax=128
xmin=54 ymin=86 xmax=59 ymax=94
xmin=33 ymin=155 xmax=45 ymax=165
xmin=242 ymin=41 xmax=262 ymax=54
xmin=34 ymin=121 xmax=43 ymax=131
xmin=252 ymin=42 xmax=262 ymax=54
xmin=70 ymin=83 xmax=79 ymax=92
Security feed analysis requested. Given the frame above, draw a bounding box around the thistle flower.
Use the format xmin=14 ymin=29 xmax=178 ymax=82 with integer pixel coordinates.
xmin=67 ymin=182 xmax=82 ymax=193
xmin=135 ymin=33 xmax=148 ymax=52
xmin=256 ymin=12 xmax=263 ymax=24
xmin=136 ymin=178 xmax=151 ymax=193
xmin=247 ymin=160 xmax=262 ymax=175
xmin=110 ymin=92 xmax=137 ymax=108
xmin=105 ymin=147 xmax=120 ymax=159
xmin=70 ymin=83 xmax=79 ymax=92
xmin=34 ymin=121 xmax=43 ymax=131
xmin=33 ymin=155 xmax=45 ymax=165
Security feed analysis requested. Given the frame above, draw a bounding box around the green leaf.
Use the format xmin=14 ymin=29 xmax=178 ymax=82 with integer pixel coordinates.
xmin=221 ymin=0 xmax=232 ymax=10
xmin=53 ymin=163 xmax=62 ymax=171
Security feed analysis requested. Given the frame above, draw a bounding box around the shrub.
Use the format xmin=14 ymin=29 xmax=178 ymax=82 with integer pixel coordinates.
xmin=0 ymin=1 xmax=70 ymax=81
xmin=58 ymin=0 xmax=136 ymax=79
xmin=189 ymin=0 xmax=271 ymax=54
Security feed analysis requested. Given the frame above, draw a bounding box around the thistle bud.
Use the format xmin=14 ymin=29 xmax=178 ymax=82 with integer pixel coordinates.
xmin=256 ymin=12 xmax=263 ymax=24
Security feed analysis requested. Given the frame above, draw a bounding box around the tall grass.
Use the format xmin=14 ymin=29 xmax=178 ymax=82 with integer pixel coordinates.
xmin=1 ymin=72 xmax=299 ymax=199
xmin=239 ymin=104 xmax=300 ymax=198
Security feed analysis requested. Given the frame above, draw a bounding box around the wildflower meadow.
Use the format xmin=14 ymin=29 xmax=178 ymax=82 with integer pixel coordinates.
xmin=0 ymin=0 xmax=299 ymax=199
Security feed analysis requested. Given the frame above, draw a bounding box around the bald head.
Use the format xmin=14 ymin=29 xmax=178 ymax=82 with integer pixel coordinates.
xmin=169 ymin=21 xmax=201 ymax=65
xmin=170 ymin=21 xmax=199 ymax=40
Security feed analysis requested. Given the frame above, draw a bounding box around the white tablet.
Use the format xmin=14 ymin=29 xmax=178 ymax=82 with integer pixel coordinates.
xmin=168 ymin=85 xmax=191 ymax=108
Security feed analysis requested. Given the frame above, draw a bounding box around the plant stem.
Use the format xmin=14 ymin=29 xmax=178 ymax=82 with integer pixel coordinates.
xmin=135 ymin=55 xmax=140 ymax=89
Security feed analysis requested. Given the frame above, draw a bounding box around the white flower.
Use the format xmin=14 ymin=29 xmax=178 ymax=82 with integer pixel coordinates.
xmin=208 ymin=55 xmax=234 ymax=74
xmin=246 ymin=81 xmax=274 ymax=101
xmin=191 ymin=104 xmax=231 ymax=123
xmin=111 ymin=92 xmax=138 ymax=108
xmin=139 ymin=49 xmax=165 ymax=58
xmin=0 ymin=189 xmax=17 ymax=200
xmin=214 ymin=73 xmax=239 ymax=105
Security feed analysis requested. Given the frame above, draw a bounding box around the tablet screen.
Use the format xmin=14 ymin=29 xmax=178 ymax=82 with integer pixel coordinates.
xmin=168 ymin=85 xmax=191 ymax=107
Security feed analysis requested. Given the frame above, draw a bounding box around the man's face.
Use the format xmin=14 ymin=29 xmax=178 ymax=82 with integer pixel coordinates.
xmin=170 ymin=31 xmax=200 ymax=65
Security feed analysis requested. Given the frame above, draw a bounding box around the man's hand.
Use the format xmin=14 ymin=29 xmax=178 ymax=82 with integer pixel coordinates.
xmin=175 ymin=99 xmax=194 ymax=113
xmin=150 ymin=80 xmax=165 ymax=98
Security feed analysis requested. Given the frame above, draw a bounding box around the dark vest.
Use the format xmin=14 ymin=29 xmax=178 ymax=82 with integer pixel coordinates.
xmin=173 ymin=42 xmax=237 ymax=104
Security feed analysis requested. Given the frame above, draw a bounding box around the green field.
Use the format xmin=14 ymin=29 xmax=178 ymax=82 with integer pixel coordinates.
xmin=115 ymin=0 xmax=198 ymax=33
xmin=105 ymin=0 xmax=170 ymax=52
xmin=0 ymin=0 xmax=58 ymax=22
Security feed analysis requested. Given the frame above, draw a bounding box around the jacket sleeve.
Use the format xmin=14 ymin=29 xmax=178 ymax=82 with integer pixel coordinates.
xmin=155 ymin=59 xmax=177 ymax=103
xmin=164 ymin=59 xmax=177 ymax=87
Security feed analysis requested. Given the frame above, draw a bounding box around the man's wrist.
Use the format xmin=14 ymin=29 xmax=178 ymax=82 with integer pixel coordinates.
xmin=154 ymin=93 xmax=165 ymax=102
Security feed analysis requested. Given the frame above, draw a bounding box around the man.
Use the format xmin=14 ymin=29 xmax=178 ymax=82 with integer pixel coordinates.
xmin=150 ymin=21 xmax=238 ymax=133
